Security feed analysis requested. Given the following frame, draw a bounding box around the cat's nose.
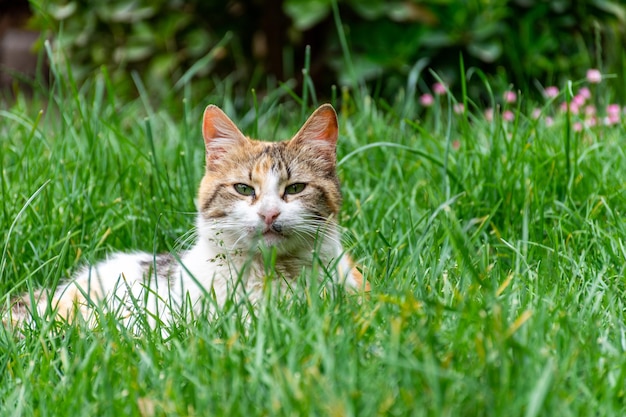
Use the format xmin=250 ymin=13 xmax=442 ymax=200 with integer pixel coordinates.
xmin=259 ymin=208 xmax=281 ymax=226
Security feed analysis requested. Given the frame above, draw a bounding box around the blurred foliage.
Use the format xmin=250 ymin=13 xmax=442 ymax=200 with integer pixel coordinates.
xmin=29 ymin=0 xmax=256 ymax=103
xmin=29 ymin=0 xmax=626 ymax=104
xmin=311 ymin=0 xmax=626 ymax=100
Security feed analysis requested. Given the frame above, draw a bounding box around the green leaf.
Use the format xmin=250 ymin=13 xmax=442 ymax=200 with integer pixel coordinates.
xmin=467 ymin=40 xmax=502 ymax=63
xmin=96 ymin=2 xmax=156 ymax=23
xmin=591 ymin=0 xmax=626 ymax=22
xmin=114 ymin=44 xmax=154 ymax=63
xmin=48 ymin=2 xmax=77 ymax=20
xmin=420 ymin=31 xmax=456 ymax=48
xmin=525 ymin=360 xmax=555 ymax=417
xmin=347 ymin=0 xmax=390 ymax=20
xmin=284 ymin=0 xmax=332 ymax=30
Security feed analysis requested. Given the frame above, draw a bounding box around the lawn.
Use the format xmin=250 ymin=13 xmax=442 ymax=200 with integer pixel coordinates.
xmin=1 ymin=62 xmax=625 ymax=416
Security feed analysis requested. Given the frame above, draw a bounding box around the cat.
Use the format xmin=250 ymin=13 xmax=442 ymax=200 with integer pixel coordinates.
xmin=7 ymin=103 xmax=369 ymax=330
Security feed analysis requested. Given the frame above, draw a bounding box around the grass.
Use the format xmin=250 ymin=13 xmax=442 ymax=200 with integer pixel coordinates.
xmin=1 ymin=55 xmax=626 ymax=416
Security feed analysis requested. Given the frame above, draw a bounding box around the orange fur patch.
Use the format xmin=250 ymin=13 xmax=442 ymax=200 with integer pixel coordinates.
xmin=345 ymin=254 xmax=370 ymax=291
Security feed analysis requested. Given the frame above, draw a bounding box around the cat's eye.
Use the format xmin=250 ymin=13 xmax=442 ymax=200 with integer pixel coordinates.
xmin=284 ymin=183 xmax=306 ymax=195
xmin=234 ymin=183 xmax=255 ymax=196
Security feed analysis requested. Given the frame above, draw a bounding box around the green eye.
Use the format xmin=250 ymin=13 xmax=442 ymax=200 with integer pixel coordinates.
xmin=234 ymin=183 xmax=255 ymax=196
xmin=285 ymin=183 xmax=306 ymax=195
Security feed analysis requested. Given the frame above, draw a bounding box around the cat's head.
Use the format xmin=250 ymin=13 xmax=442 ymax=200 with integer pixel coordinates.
xmin=197 ymin=104 xmax=343 ymax=255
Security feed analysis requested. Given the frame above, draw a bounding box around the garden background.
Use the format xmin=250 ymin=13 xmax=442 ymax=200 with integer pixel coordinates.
xmin=1 ymin=1 xmax=625 ymax=416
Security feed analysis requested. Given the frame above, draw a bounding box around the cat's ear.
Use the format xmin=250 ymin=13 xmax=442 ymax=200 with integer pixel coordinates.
xmin=202 ymin=105 xmax=247 ymax=168
xmin=289 ymin=104 xmax=338 ymax=157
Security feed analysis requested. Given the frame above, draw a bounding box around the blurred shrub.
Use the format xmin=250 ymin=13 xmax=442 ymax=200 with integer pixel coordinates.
xmin=30 ymin=0 xmax=626 ymax=103
xmin=287 ymin=0 xmax=626 ymax=99
xmin=30 ymin=0 xmax=256 ymax=102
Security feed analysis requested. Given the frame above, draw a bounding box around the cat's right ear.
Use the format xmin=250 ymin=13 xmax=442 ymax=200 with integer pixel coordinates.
xmin=202 ymin=105 xmax=247 ymax=168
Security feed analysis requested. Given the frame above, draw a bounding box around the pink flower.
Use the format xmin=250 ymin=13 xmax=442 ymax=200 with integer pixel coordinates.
xmin=531 ymin=108 xmax=542 ymax=119
xmin=578 ymin=87 xmax=591 ymax=99
xmin=503 ymin=110 xmax=515 ymax=122
xmin=545 ymin=117 xmax=554 ymax=127
xmin=573 ymin=122 xmax=583 ymax=132
xmin=587 ymin=117 xmax=597 ymax=127
xmin=607 ymin=104 xmax=621 ymax=117
xmin=560 ymin=102 xmax=579 ymax=115
xmin=603 ymin=106 xmax=621 ymax=125
xmin=453 ymin=103 xmax=465 ymax=114
xmin=604 ymin=115 xmax=619 ymax=126
xmin=572 ymin=95 xmax=586 ymax=107
xmin=584 ymin=105 xmax=596 ymax=117
xmin=452 ymin=140 xmax=461 ymax=150
xmin=484 ymin=108 xmax=494 ymax=122
xmin=586 ymin=69 xmax=602 ymax=84
xmin=419 ymin=93 xmax=434 ymax=107
xmin=544 ymin=86 xmax=559 ymax=98
xmin=608 ymin=115 xmax=620 ymax=126
xmin=503 ymin=91 xmax=517 ymax=103
xmin=433 ymin=82 xmax=447 ymax=95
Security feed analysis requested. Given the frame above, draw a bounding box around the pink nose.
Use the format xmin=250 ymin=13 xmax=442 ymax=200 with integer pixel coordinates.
xmin=259 ymin=209 xmax=280 ymax=226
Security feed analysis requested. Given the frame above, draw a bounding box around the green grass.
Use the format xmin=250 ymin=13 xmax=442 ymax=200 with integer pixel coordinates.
xmin=1 ymin=60 xmax=626 ymax=416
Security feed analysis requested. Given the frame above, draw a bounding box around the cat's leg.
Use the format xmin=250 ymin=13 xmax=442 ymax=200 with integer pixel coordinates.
xmin=8 ymin=252 xmax=164 ymax=328
xmin=59 ymin=252 xmax=176 ymax=326
xmin=5 ymin=288 xmax=46 ymax=328
xmin=6 ymin=266 xmax=107 ymax=328
xmin=337 ymin=253 xmax=370 ymax=291
xmin=4 ymin=277 xmax=98 ymax=329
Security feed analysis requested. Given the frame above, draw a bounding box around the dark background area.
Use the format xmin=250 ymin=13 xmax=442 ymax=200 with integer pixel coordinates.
xmin=0 ymin=0 xmax=40 ymax=90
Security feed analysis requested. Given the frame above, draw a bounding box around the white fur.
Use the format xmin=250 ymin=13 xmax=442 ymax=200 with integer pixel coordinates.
xmin=19 ymin=170 xmax=359 ymax=328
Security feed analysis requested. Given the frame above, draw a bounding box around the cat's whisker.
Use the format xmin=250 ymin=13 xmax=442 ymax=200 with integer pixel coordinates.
xmin=230 ymin=231 xmax=253 ymax=250
xmin=174 ymin=228 xmax=198 ymax=251
xmin=291 ymin=226 xmax=341 ymax=248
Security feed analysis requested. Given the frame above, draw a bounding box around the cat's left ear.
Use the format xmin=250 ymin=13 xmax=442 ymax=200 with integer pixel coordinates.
xmin=289 ymin=104 xmax=338 ymax=157
xmin=202 ymin=105 xmax=247 ymax=168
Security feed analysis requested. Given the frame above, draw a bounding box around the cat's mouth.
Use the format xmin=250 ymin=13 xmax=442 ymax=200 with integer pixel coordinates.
xmin=259 ymin=225 xmax=286 ymax=245
xmin=262 ymin=228 xmax=283 ymax=237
